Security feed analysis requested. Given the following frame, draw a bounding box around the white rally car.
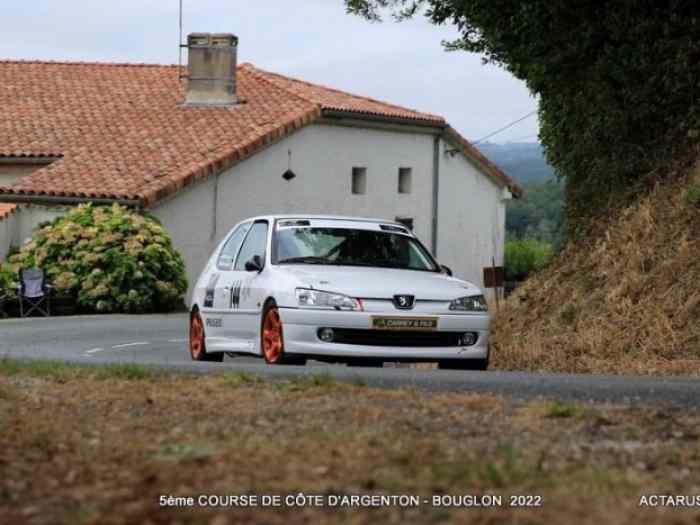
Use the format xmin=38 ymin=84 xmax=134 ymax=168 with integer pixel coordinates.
xmin=189 ymin=215 xmax=490 ymax=370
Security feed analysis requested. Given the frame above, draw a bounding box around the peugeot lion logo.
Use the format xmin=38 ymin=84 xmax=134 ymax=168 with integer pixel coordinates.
xmin=393 ymin=294 xmax=415 ymax=310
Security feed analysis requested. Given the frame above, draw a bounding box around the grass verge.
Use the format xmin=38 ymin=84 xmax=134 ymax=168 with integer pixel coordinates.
xmin=0 ymin=358 xmax=167 ymax=382
xmin=1 ymin=360 xmax=699 ymax=524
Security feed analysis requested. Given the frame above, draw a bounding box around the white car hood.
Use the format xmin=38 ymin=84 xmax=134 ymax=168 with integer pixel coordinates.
xmin=282 ymin=265 xmax=481 ymax=301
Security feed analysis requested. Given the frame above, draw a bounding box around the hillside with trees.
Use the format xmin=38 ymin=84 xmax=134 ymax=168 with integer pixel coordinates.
xmin=475 ymin=142 xmax=554 ymax=184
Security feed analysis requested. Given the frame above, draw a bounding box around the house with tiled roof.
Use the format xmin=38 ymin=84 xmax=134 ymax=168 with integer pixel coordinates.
xmin=0 ymin=33 xmax=520 ymax=298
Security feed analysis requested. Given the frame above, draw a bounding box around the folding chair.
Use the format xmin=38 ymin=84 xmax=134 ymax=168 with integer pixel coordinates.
xmin=18 ymin=268 xmax=53 ymax=317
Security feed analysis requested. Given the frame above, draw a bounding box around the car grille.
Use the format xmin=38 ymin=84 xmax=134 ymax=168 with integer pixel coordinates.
xmin=330 ymin=328 xmax=466 ymax=347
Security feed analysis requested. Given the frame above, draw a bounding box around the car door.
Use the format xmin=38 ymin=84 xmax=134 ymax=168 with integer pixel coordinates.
xmin=226 ymin=220 xmax=269 ymax=347
xmin=204 ymin=222 xmax=251 ymax=351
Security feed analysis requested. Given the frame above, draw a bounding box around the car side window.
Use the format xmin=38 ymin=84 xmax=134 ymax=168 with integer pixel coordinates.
xmin=217 ymin=222 xmax=252 ymax=271
xmin=234 ymin=221 xmax=269 ymax=270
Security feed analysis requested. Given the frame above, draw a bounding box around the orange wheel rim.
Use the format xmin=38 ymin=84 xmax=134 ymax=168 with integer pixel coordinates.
xmin=190 ymin=314 xmax=204 ymax=359
xmin=262 ymin=308 xmax=284 ymax=363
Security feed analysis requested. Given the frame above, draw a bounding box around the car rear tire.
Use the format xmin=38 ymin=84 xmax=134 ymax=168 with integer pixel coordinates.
xmin=261 ymin=302 xmax=306 ymax=366
xmin=438 ymin=358 xmax=489 ymax=371
xmin=189 ymin=309 xmax=224 ymax=362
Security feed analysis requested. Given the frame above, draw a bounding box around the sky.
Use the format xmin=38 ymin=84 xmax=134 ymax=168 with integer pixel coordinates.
xmin=0 ymin=0 xmax=539 ymax=143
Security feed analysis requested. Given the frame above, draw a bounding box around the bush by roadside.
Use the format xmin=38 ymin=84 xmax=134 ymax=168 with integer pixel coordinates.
xmin=504 ymin=238 xmax=553 ymax=282
xmin=0 ymin=203 xmax=187 ymax=314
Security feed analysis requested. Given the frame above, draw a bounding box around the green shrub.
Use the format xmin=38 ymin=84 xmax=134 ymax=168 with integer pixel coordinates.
xmin=0 ymin=265 xmax=15 ymax=300
xmin=504 ymin=238 xmax=553 ymax=281
xmin=546 ymin=401 xmax=579 ymax=419
xmin=685 ymin=185 xmax=700 ymax=207
xmin=0 ymin=204 xmax=187 ymax=313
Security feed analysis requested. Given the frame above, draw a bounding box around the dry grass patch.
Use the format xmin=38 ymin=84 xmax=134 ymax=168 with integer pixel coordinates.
xmin=1 ymin=362 xmax=700 ymax=524
xmin=0 ymin=359 xmax=169 ymax=382
xmin=492 ymin=169 xmax=700 ymax=375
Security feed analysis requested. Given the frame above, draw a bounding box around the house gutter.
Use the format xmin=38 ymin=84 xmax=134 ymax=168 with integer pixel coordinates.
xmin=431 ymin=135 xmax=440 ymax=256
xmin=0 ymin=194 xmax=143 ymax=208
xmin=0 ymin=156 xmax=61 ymax=165
xmin=321 ymin=109 xmax=446 ymax=131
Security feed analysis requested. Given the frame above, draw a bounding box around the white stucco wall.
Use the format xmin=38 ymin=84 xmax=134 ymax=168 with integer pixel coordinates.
xmin=0 ymin=211 xmax=18 ymax=262
xmin=153 ymin=122 xmax=508 ymax=301
xmin=151 ymin=176 xmax=218 ymax=294
xmin=214 ymin=124 xmax=436 ymax=244
xmin=153 ymin=123 xmax=437 ymax=298
xmin=16 ymin=206 xmax=68 ymax=243
xmin=437 ymin=139 xmax=509 ymax=292
xmin=0 ymin=205 xmax=68 ymax=262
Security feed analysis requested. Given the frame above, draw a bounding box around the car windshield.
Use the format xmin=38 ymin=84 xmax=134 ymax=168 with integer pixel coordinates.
xmin=275 ymin=227 xmax=439 ymax=272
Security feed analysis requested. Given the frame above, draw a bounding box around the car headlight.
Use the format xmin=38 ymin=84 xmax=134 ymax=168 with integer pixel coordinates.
xmin=449 ymin=295 xmax=488 ymax=312
xmin=295 ymin=288 xmax=362 ymax=311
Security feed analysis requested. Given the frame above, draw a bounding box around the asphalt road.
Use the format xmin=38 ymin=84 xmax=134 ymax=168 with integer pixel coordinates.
xmin=1 ymin=314 xmax=699 ymax=407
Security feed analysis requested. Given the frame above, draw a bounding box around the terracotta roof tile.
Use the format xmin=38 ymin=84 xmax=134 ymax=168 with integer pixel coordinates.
xmin=0 ymin=60 xmax=518 ymax=205
xmin=245 ymin=64 xmax=445 ymax=124
xmin=0 ymin=203 xmax=17 ymax=220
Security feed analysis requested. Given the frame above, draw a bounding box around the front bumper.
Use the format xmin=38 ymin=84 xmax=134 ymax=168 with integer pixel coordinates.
xmin=278 ymin=307 xmax=489 ymax=360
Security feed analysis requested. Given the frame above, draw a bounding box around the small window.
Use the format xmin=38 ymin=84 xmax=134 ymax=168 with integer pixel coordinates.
xmin=352 ymin=167 xmax=367 ymax=195
xmin=398 ymin=167 xmax=412 ymax=194
xmin=395 ymin=217 xmax=414 ymax=231
xmin=217 ymin=222 xmax=252 ymax=270
xmin=234 ymin=221 xmax=269 ymax=270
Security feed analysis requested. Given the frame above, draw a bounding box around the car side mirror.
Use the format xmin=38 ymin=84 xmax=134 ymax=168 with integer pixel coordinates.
xmin=245 ymin=255 xmax=263 ymax=273
xmin=440 ymin=264 xmax=453 ymax=276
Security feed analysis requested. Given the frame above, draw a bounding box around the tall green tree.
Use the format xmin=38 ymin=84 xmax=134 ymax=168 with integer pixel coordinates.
xmin=345 ymin=1 xmax=700 ymax=235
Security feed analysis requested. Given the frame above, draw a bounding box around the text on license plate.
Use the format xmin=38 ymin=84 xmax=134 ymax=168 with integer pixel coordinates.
xmin=371 ymin=316 xmax=438 ymax=331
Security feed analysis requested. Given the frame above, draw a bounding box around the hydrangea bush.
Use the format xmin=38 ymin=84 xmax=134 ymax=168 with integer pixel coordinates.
xmin=0 ymin=204 xmax=188 ymax=313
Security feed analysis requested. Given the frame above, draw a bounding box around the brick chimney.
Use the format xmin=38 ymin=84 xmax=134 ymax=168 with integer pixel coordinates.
xmin=184 ymin=33 xmax=239 ymax=106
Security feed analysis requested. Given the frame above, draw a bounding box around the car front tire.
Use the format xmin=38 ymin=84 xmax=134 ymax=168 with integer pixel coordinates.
xmin=189 ymin=309 xmax=224 ymax=362
xmin=261 ymin=301 xmax=306 ymax=366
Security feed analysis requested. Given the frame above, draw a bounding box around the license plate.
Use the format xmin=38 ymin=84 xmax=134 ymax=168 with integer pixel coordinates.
xmin=371 ymin=316 xmax=438 ymax=331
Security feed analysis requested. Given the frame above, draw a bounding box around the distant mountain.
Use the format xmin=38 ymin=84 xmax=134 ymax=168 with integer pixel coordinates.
xmin=478 ymin=142 xmax=564 ymax=248
xmin=476 ymin=142 xmax=556 ymax=184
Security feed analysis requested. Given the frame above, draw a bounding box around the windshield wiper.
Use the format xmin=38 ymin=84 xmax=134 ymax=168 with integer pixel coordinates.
xmin=277 ymin=256 xmax=332 ymax=265
xmin=332 ymin=260 xmax=435 ymax=271
xmin=333 ymin=261 xmax=404 ymax=269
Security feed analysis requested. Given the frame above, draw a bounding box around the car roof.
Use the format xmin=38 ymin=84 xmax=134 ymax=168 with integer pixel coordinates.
xmin=243 ymin=214 xmax=407 ymax=225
